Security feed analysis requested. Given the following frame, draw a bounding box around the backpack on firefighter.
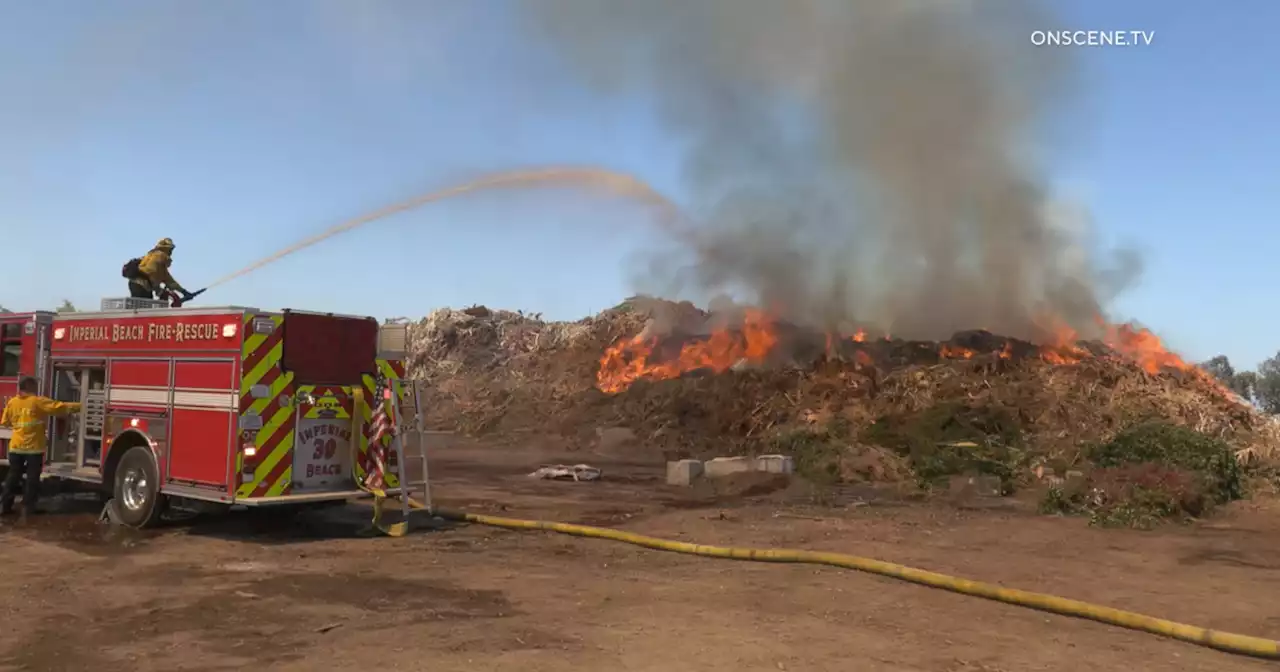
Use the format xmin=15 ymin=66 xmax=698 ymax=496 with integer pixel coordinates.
xmin=121 ymin=258 xmax=143 ymax=280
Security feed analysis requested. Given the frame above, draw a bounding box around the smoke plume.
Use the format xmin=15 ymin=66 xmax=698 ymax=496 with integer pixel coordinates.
xmin=521 ymin=0 xmax=1141 ymax=341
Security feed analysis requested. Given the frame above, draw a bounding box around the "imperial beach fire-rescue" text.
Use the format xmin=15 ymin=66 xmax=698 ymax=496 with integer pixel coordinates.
xmin=65 ymin=321 xmax=223 ymax=344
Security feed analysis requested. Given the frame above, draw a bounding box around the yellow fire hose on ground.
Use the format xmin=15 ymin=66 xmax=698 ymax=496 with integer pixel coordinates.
xmin=350 ymin=392 xmax=1280 ymax=661
xmin=360 ymin=493 xmax=1280 ymax=661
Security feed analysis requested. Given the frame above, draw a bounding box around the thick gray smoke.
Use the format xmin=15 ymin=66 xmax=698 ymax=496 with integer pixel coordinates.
xmin=521 ymin=0 xmax=1141 ymax=341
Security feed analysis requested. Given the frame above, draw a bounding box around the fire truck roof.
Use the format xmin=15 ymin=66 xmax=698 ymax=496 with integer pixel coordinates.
xmin=62 ymin=306 xmax=378 ymax=322
xmin=4 ymin=303 xmax=378 ymax=323
xmin=57 ymin=305 xmax=258 ymax=320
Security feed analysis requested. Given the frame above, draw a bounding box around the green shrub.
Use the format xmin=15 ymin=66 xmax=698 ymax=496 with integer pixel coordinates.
xmin=862 ymin=403 xmax=1024 ymax=492
xmin=1040 ymin=423 xmax=1246 ymax=529
xmin=1088 ymin=463 xmax=1211 ymax=528
xmin=1038 ymin=484 xmax=1077 ymax=515
xmin=1091 ymin=422 xmax=1244 ymax=505
xmin=770 ymin=422 xmax=848 ymax=485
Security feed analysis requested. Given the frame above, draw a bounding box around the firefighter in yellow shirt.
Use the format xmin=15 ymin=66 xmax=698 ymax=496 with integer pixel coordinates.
xmin=0 ymin=376 xmax=81 ymax=520
xmin=124 ymin=237 xmax=192 ymax=301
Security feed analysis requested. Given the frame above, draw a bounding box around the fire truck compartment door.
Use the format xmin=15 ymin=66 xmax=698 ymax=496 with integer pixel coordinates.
xmin=292 ymin=391 xmax=355 ymax=492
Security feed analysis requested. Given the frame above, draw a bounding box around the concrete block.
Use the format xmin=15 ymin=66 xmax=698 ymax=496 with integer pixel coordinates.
xmin=703 ymin=456 xmax=754 ymax=479
xmin=754 ymin=454 xmax=795 ymax=474
xmin=948 ymin=474 xmax=1003 ymax=497
xmin=666 ymin=459 xmax=704 ymax=487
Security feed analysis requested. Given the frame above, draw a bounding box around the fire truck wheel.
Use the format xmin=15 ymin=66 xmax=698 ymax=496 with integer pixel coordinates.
xmin=111 ymin=446 xmax=167 ymax=528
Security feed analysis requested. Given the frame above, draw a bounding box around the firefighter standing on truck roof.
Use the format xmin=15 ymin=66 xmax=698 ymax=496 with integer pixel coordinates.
xmin=0 ymin=376 xmax=81 ymax=522
xmin=124 ymin=237 xmax=190 ymax=301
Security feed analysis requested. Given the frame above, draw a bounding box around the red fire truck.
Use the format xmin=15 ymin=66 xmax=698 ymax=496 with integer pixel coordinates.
xmin=0 ymin=297 xmax=411 ymax=528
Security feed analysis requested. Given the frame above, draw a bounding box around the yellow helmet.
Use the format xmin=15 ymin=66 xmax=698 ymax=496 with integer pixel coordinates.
xmin=155 ymin=237 xmax=175 ymax=250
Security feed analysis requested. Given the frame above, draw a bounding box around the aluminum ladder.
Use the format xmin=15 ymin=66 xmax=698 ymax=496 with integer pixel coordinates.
xmin=373 ymin=320 xmax=438 ymax=535
xmin=389 ymin=378 xmax=432 ymax=529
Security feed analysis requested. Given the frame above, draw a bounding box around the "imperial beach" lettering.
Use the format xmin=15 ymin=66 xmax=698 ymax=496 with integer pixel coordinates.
xmin=65 ymin=321 xmax=222 ymax=344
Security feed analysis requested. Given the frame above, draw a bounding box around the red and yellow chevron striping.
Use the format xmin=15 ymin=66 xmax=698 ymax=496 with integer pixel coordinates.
xmin=234 ymin=316 xmax=405 ymax=499
xmin=237 ymin=313 xmax=296 ymax=498
xmin=296 ymin=384 xmax=354 ymax=420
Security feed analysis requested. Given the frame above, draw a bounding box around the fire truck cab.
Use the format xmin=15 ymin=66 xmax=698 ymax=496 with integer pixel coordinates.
xmin=0 ymin=297 xmax=410 ymax=528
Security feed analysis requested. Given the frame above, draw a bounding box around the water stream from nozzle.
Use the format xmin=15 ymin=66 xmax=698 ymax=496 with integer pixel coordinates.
xmin=206 ymin=166 xmax=684 ymax=289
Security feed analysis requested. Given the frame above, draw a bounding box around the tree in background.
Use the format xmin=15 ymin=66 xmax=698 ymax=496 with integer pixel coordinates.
xmin=1200 ymin=354 xmax=1266 ymax=406
xmin=1254 ymin=353 xmax=1280 ymax=415
xmin=1233 ymin=370 xmax=1259 ymax=405
xmin=0 ymin=305 xmax=9 ymax=313
xmin=1202 ymin=355 xmax=1235 ymax=385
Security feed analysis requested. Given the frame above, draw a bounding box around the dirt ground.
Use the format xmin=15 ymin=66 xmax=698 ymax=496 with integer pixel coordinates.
xmin=2 ymin=440 xmax=1279 ymax=672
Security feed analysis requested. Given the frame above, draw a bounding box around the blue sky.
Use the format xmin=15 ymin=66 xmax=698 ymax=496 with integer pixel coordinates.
xmin=1 ymin=2 xmax=1276 ymax=369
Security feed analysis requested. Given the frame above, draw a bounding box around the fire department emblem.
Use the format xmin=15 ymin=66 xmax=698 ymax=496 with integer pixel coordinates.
xmin=312 ymin=394 xmax=341 ymax=419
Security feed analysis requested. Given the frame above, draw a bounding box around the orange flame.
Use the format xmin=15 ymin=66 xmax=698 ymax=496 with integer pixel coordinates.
xmin=1033 ymin=315 xmax=1090 ymax=365
xmin=939 ymin=344 xmax=976 ymax=359
xmin=596 ymin=305 xmax=1231 ymax=400
xmin=1102 ymin=323 xmax=1191 ymax=374
xmin=1034 ymin=318 xmax=1237 ymax=396
xmin=596 ymin=309 xmax=778 ymax=394
xmin=1035 ymin=317 xmax=1194 ymax=374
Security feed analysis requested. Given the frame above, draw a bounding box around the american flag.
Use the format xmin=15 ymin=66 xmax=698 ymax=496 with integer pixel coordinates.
xmin=362 ymin=379 xmax=396 ymax=492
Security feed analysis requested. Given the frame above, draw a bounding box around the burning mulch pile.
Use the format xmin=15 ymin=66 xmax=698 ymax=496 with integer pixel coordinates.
xmin=405 ymin=298 xmax=1280 ymax=524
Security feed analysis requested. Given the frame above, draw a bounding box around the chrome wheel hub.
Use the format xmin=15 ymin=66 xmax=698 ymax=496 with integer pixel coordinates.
xmin=122 ymin=468 xmax=148 ymax=511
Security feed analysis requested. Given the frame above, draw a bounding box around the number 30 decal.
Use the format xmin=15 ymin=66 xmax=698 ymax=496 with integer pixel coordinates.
xmin=312 ymin=438 xmax=338 ymax=460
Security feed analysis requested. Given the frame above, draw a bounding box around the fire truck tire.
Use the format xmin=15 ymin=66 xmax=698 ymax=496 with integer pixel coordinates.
xmin=110 ymin=446 xmax=167 ymax=528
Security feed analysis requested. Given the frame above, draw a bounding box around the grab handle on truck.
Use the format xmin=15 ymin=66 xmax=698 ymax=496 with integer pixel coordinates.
xmin=350 ymin=388 xmax=366 ymax=489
